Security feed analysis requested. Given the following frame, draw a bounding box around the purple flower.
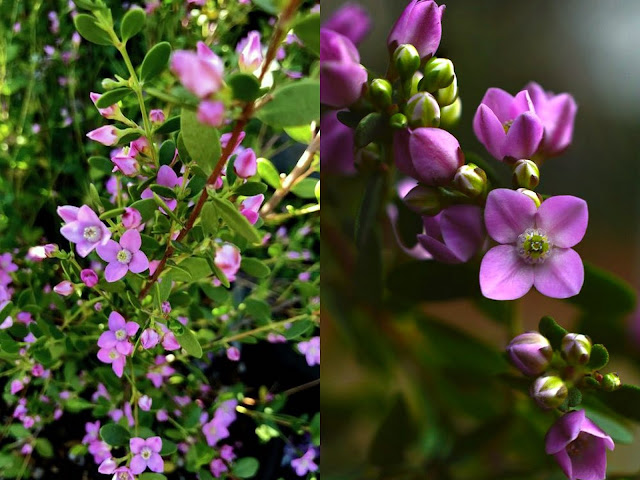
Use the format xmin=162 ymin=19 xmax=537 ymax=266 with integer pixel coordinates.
xmin=10 ymin=380 xmax=24 ymax=395
xmin=202 ymin=417 xmax=230 ymax=446
xmin=141 ymin=328 xmax=160 ymax=349
xmin=414 ymin=204 xmax=486 ymax=263
xmin=122 ymin=208 xmax=142 ymax=230
xmin=297 ymin=337 xmax=320 ymax=366
xmin=171 ymin=42 xmax=224 ymax=98
xmin=97 ymin=345 xmax=127 ymax=378
xmin=506 ymin=332 xmax=553 ymax=376
xmin=320 ymin=29 xmax=367 ymax=108
xmin=87 ymin=125 xmax=119 ymax=146
xmin=111 ymin=147 xmax=140 ymax=177
xmin=98 ymin=311 xmax=139 ymax=356
xmin=233 ymin=148 xmax=257 ymax=179
xmin=291 ymin=448 xmax=318 ymax=476
xmin=323 ymin=3 xmax=371 ymax=46
xmin=226 ymin=346 xmax=240 ymax=361
xmin=141 ymin=165 xmax=182 ymax=212
xmin=237 ymin=31 xmax=263 ymax=73
xmin=210 ymin=458 xmax=228 ymax=477
xmin=197 ymin=101 xmax=225 ymax=127
xmin=473 ymin=88 xmax=544 ymax=162
xmin=58 ymin=205 xmax=112 ymax=257
xmin=320 ymin=111 xmax=356 ymax=175
xmin=54 ymin=281 xmax=74 ymax=296
xmin=149 ymin=109 xmax=165 ymax=123
xmin=220 ymin=445 xmax=236 ymax=462
xmin=138 ymin=395 xmax=152 ymax=411
xmin=81 ymin=269 xmax=99 ymax=287
xmin=545 ymin=410 xmax=614 ymax=480
xmin=240 ymin=194 xmax=264 ymax=225
xmin=90 ymin=92 xmax=120 ymax=119
xmin=214 ymin=244 xmax=241 ymax=284
xmin=480 ymin=189 xmax=588 ymax=300
xmin=82 ymin=421 xmax=101 ymax=445
xmin=525 ymin=82 xmax=578 ymax=158
xmin=130 ymin=436 xmax=164 ymax=474
xmin=387 ymin=0 xmax=444 ymax=60
xmin=97 ymin=230 xmax=149 ymax=282
xmin=393 ymin=128 xmax=464 ymax=186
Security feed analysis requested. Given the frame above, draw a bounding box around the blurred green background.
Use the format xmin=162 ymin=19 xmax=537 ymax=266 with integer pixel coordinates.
xmin=321 ymin=1 xmax=640 ymax=478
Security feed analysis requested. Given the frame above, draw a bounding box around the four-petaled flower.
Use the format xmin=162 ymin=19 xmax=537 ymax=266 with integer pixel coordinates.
xmin=98 ymin=312 xmax=139 ymax=356
xmin=480 ymin=189 xmax=588 ymax=300
xmin=291 ymin=448 xmax=319 ymax=476
xmin=97 ymin=230 xmax=149 ymax=283
xmin=58 ymin=205 xmax=112 ymax=257
xmin=130 ymin=436 xmax=164 ymax=474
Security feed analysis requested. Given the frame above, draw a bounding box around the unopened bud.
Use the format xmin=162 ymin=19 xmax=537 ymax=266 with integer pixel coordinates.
xmin=513 ymin=159 xmax=540 ymax=189
xmin=101 ymin=78 xmax=121 ymax=90
xmin=453 ymin=163 xmax=487 ymax=198
xmin=421 ymin=57 xmax=455 ymax=92
xmin=434 ymin=75 xmax=458 ymax=107
xmin=409 ymin=71 xmax=423 ymax=97
xmin=561 ymin=333 xmax=592 ymax=365
xmin=403 ymin=184 xmax=444 ymax=216
xmin=506 ymin=332 xmax=553 ymax=376
xmin=44 ymin=244 xmax=59 ymax=258
xmin=405 ymin=92 xmax=440 ymax=128
xmin=369 ymin=78 xmax=393 ymax=109
xmin=517 ymin=188 xmax=542 ymax=208
xmin=393 ymin=44 xmax=421 ymax=79
xmin=601 ymin=373 xmax=621 ymax=392
xmin=440 ymin=97 xmax=462 ymax=129
xmin=390 ymin=113 xmax=408 ymax=129
xmin=530 ymin=375 xmax=568 ymax=409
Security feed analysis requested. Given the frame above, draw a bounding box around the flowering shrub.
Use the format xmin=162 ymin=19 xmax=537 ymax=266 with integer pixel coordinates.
xmin=0 ymin=0 xmax=319 ymax=478
xmin=322 ymin=1 xmax=640 ymax=479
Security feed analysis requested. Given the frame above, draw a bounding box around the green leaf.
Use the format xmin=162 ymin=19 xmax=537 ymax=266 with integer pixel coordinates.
xmin=284 ymin=125 xmax=313 ymax=144
xmin=256 ymin=79 xmax=320 ymax=128
xmin=129 ymin=198 xmax=158 ymax=222
xmin=120 ymin=7 xmax=145 ymax=41
xmin=66 ymin=398 xmax=94 ymax=412
xmin=176 ymin=328 xmax=203 ymax=358
xmin=100 ymin=423 xmax=131 ymax=446
xmin=138 ymin=474 xmax=168 ymax=480
xmin=35 ymin=438 xmax=54 ymax=458
xmin=96 ymin=88 xmax=133 ymax=108
xmin=538 ymin=316 xmax=568 ymax=350
xmin=211 ymin=197 xmax=262 ymax=244
xmin=293 ymin=14 xmax=320 ymax=56
xmin=241 ymin=257 xmax=271 ymax=278
xmin=141 ymin=42 xmax=172 ymax=82
xmin=354 ymin=112 xmax=385 ymax=149
xmin=257 ymin=158 xmax=280 ymax=189
xmin=99 ymin=207 xmax=126 ymax=220
xmin=228 ymin=73 xmax=261 ymax=102
xmin=232 ymin=457 xmax=260 ymax=478
xmin=235 ymin=182 xmax=267 ymax=196
xmin=387 ymin=261 xmax=479 ymax=302
xmin=176 ymin=257 xmax=212 ymax=281
xmin=244 ymin=298 xmax=270 ymax=320
xmin=284 ymin=319 xmax=314 ymax=339
xmin=583 ymin=398 xmax=634 ymax=444
xmin=596 ymin=385 xmax=640 ymax=422
xmin=587 ymin=344 xmax=609 ymax=369
xmin=155 ymin=116 xmax=181 ymax=134
xmin=159 ymin=139 xmax=176 ymax=166
xmin=251 ymin=0 xmax=279 ymax=14
xmin=89 ymin=155 xmax=114 ymax=174
xmin=207 ymin=256 xmax=230 ymax=288
xmin=150 ymin=184 xmax=177 ymax=199
xmin=181 ymin=108 xmax=221 ymax=175
xmin=568 ymin=262 xmax=637 ymax=315
xmin=74 ymin=14 xmax=113 ymax=46
xmin=159 ymin=439 xmax=178 ymax=455
xmin=291 ymin=178 xmax=318 ymax=199
xmin=200 ymin=202 xmax=219 ymax=236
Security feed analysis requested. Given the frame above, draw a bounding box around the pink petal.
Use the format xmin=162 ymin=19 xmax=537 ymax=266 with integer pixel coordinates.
xmin=484 ymin=188 xmax=537 ymax=244
xmin=97 ymin=331 xmax=117 ymax=349
xmin=130 ymin=437 xmax=145 ymax=454
xmin=534 ymin=248 xmax=584 ymax=299
xmin=569 ymin=435 xmax=608 ymax=480
xmin=581 ymin=418 xmax=615 ymax=450
xmin=57 ymin=205 xmax=80 ymax=222
xmin=129 ymin=455 xmax=147 ymax=474
xmin=479 ymin=245 xmax=534 ymax=300
xmin=128 ymin=251 xmax=149 ymax=274
xmin=393 ymin=129 xmax=419 ymax=179
xmin=115 ymin=341 xmax=133 ymax=356
xmin=108 ymin=312 xmax=126 ymax=331
xmin=125 ymin=321 xmax=140 ymax=337
xmin=112 ymin=356 xmax=125 ymax=377
xmin=472 ymin=104 xmax=505 ymax=161
xmin=157 ymin=165 xmax=179 ymax=188
xmin=77 ymin=205 xmax=100 ymax=224
xmin=501 ymin=111 xmax=543 ymax=160
xmin=545 ymin=410 xmax=585 ymax=454
xmin=104 ymin=262 xmax=128 ymax=283
xmin=97 ymin=240 xmax=121 ymax=263
xmin=417 ymin=235 xmax=461 ymax=263
xmin=536 ymin=196 xmax=588 ymax=248
xmin=97 ymin=347 xmax=114 ymax=364
xmin=120 ymin=229 xmax=142 ymax=252
xmin=148 ymin=453 xmax=164 ymax=473
xmin=439 ymin=205 xmax=485 ymax=262
xmin=60 ymin=222 xmax=84 ymax=243
xmin=510 ymin=90 xmax=535 ymax=118
xmin=479 ymin=88 xmax=514 ymax=124
xmin=553 ymin=450 xmax=574 ymax=480
xmin=146 ymin=436 xmax=162 ymax=453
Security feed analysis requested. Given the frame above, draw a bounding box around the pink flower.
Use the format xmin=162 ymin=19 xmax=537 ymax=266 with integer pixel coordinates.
xmin=82 ymin=421 xmax=101 ymax=444
xmin=58 ymin=205 xmax=112 ymax=257
xmin=197 ymin=101 xmax=225 ymax=127
xmin=234 ymin=148 xmax=257 ymax=178
xmin=210 ymin=458 xmax=228 ymax=477
xmin=297 ymin=337 xmax=320 ymax=366
xmin=87 ymin=125 xmax=119 ymax=146
xmin=237 ymin=31 xmax=263 ymax=73
xmin=90 ymin=92 xmax=120 ymax=119
xmin=98 ymin=311 xmax=139 ymax=356
xmin=98 ymin=457 xmax=117 ymax=474
xmin=138 ymin=395 xmax=152 ymax=411
xmin=111 ymin=466 xmax=135 ymax=479
xmin=214 ymin=244 xmax=241 ymax=284
xmin=480 ymin=189 xmax=588 ymax=300
xmin=170 ymin=42 xmax=224 ymax=98
xmin=111 ymin=147 xmax=140 ymax=177
xmin=149 ymin=109 xmax=165 ymax=123
xmin=387 ymin=0 xmax=444 ymax=60
xmin=240 ymin=194 xmax=264 ymax=225
xmin=97 ymin=230 xmax=149 ymax=282
xmin=291 ymin=448 xmax=318 ymax=476
xmin=10 ymin=380 xmax=24 ymax=395
xmin=141 ymin=328 xmax=160 ymax=349
xmin=130 ymin=436 xmax=164 ymax=474
xmin=97 ymin=346 xmax=127 ymax=377
xmin=122 ymin=208 xmax=142 ymax=229
xmin=81 ymin=269 xmax=99 ymax=287
xmin=202 ymin=418 xmax=230 ymax=446
xmin=545 ymin=409 xmax=614 ymax=480
xmin=323 ymin=2 xmax=371 ymax=46
xmin=226 ymin=346 xmax=240 ymax=361
xmin=141 ymin=165 xmax=182 ymax=213
xmin=54 ymin=281 xmax=74 ymax=296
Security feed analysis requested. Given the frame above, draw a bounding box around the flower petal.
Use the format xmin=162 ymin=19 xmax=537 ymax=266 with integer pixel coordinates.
xmin=112 ymin=356 xmax=125 ymax=378
xmin=129 ymin=455 xmax=147 ymax=474
xmin=501 ymin=111 xmax=543 ymax=160
xmin=479 ymin=88 xmax=514 ymax=124
xmin=130 ymin=437 xmax=145 ymax=454
xmin=97 ymin=331 xmax=117 ymax=349
xmin=104 ymin=262 xmax=128 ymax=283
xmin=472 ymin=104 xmax=505 ymax=161
xmin=417 ymin=235 xmax=461 ymax=263
xmin=108 ymin=312 xmax=126 ymax=331
xmin=146 ymin=436 xmax=162 ymax=453
xmin=536 ymin=196 xmax=588 ymax=248
xmin=484 ymin=188 xmax=537 ymax=244
xmin=97 ymin=240 xmax=121 ymax=263
xmin=553 ymin=450 xmax=574 ymax=480
xmin=125 ymin=321 xmax=140 ymax=337
xmin=569 ymin=434 xmax=609 ymax=480
xmin=128 ymin=251 xmax=149 ymax=274
xmin=534 ymin=248 xmax=584 ymax=299
xmin=545 ymin=410 xmax=585 ymax=454
xmin=60 ymin=222 xmax=85 ymax=243
xmin=479 ymin=245 xmax=534 ymax=300
xmin=580 ymin=417 xmax=615 ymax=450
xmin=120 ymin=229 xmax=141 ymax=252
xmin=148 ymin=453 xmax=164 ymax=473
xmin=440 ymin=205 xmax=485 ymax=262
xmin=157 ymin=165 xmax=179 ymax=188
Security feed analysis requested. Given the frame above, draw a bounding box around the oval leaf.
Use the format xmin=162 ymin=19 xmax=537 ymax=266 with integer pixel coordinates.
xmin=241 ymin=257 xmax=271 ymax=278
xmin=256 ymin=80 xmax=320 ymax=128
xmin=120 ymin=7 xmax=145 ymax=41
xmin=181 ymin=108 xmax=221 ymax=175
xmin=141 ymin=42 xmax=172 ymax=82
xmin=100 ymin=423 xmax=131 ymax=446
xmin=211 ymin=197 xmax=261 ymax=244
xmin=96 ymin=88 xmax=133 ymax=108
xmin=175 ymin=328 xmax=203 ymax=358
xmin=74 ymin=14 xmax=113 ymax=46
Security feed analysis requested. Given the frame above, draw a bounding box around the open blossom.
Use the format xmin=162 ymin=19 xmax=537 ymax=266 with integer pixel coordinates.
xmin=171 ymin=42 xmax=224 ymax=98
xmin=545 ymin=410 xmax=614 ymax=480
xmin=291 ymin=448 xmax=318 ymax=476
xmin=387 ymin=0 xmax=444 ymax=59
xmin=239 ymin=194 xmax=264 ymax=225
xmin=141 ymin=328 xmax=160 ymax=349
xmin=473 ymin=88 xmax=544 ymax=162
xmin=214 ymin=244 xmax=241 ymax=284
xmin=323 ymin=2 xmax=371 ymax=46
xmin=480 ymin=189 xmax=588 ymax=300
xmin=525 ymin=82 xmax=578 ymax=158
xmin=138 ymin=395 xmax=152 ymax=411
xmin=97 ymin=229 xmax=149 ymax=282
xmin=210 ymin=458 xmax=228 ymax=477
xmin=111 ymin=147 xmax=140 ymax=177
xmin=87 ymin=125 xmax=119 ymax=146
xmin=130 ymin=437 xmax=164 ymax=474
xmin=202 ymin=416 xmax=230 ymax=447
xmin=98 ymin=312 xmax=139 ymax=356
xmin=298 ymin=337 xmax=320 ymax=366
xmin=141 ymin=165 xmax=182 ymax=212
xmin=237 ymin=31 xmax=263 ymax=73
xmin=58 ymin=205 xmax=112 ymax=257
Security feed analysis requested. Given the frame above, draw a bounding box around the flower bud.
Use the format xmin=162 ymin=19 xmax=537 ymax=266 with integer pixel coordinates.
xmin=369 ymin=78 xmax=393 ymax=109
xmin=561 ymin=333 xmax=592 ymax=365
xmin=141 ymin=328 xmax=160 ymax=349
xmin=234 ymin=148 xmax=257 ymax=178
xmin=403 ymin=184 xmax=444 ymax=216
xmin=80 ymin=269 xmax=99 ymax=288
xmin=138 ymin=395 xmax=152 ymax=411
xmin=101 ymin=77 xmax=122 ymax=90
xmin=149 ymin=109 xmax=165 ymax=124
xmin=122 ymin=207 xmax=142 ymax=229
xmin=434 ymin=75 xmax=458 ymax=107
xmin=387 ymin=0 xmax=444 ymax=60
xmin=506 ymin=332 xmax=552 ymax=376
xmin=409 ymin=71 xmax=423 ymax=97
xmin=227 ymin=346 xmax=241 ymax=361
xmin=421 ymin=57 xmax=455 ymax=92
xmin=440 ymin=97 xmax=462 ymax=129
xmin=393 ymin=44 xmax=421 ymax=79
xmin=453 ymin=163 xmax=487 ymax=198
xmin=513 ymin=159 xmax=540 ymax=190
xmin=601 ymin=373 xmax=621 ymax=392
xmin=517 ymin=188 xmax=542 ymax=208
xmin=405 ymin=92 xmax=440 ymax=128
xmin=44 ymin=244 xmax=59 ymax=258
xmin=86 ymin=126 xmax=123 ymax=146
xmin=390 ymin=113 xmax=408 ymax=129
xmin=530 ymin=375 xmax=568 ymax=409
xmin=53 ymin=281 xmax=74 ymax=296
xmin=238 ymin=31 xmax=263 ymax=73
